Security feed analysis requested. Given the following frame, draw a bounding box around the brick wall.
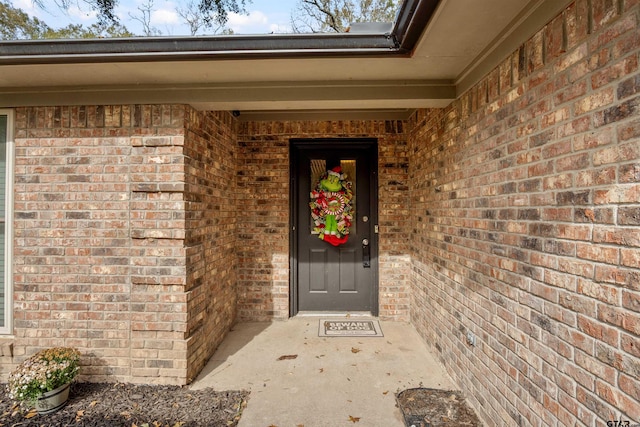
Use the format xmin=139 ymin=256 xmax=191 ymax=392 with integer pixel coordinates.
xmin=2 ymin=104 xmax=238 ymax=385
xmin=409 ymin=1 xmax=640 ymax=425
xmin=129 ymin=106 xmax=188 ymax=384
xmin=1 ymin=106 xmax=411 ymax=383
xmin=237 ymin=121 xmax=410 ymax=321
xmin=183 ymin=108 xmax=238 ymax=382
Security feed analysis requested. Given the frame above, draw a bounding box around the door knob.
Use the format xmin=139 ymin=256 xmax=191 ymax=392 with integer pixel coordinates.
xmin=362 ymin=239 xmax=369 ymax=246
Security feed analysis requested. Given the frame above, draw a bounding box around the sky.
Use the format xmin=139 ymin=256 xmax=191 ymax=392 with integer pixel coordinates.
xmin=11 ymin=0 xmax=300 ymax=35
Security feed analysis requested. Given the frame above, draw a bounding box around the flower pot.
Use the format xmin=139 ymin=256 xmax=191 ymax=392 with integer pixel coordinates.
xmin=35 ymin=383 xmax=70 ymax=414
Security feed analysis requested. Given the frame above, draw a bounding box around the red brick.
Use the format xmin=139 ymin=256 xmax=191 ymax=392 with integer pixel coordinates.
xmin=558 ymin=117 xmax=591 ymax=138
xmin=576 ymin=167 xmax=617 ymax=187
xmin=487 ymin=68 xmax=501 ymax=102
xmin=577 ymin=386 xmax=618 ymax=422
xmin=593 ymin=226 xmax=640 ymax=247
xmin=595 ymin=265 xmax=640 ymax=289
xmin=561 ymin=328 xmax=595 ymax=358
xmin=499 ymin=57 xmax=512 ymax=94
xmin=556 ymin=43 xmax=589 ymax=74
xmin=565 ymin=1 xmax=590 ymax=49
xmin=592 ymin=4 xmax=632 ymax=42
xmin=622 ymin=290 xmax=640 ymax=313
xmin=527 ymin=29 xmax=545 ymax=73
xmin=555 ymin=79 xmax=589 ymax=105
xmin=621 ymin=247 xmax=640 ymax=269
xmin=618 ymin=117 xmax=640 ymax=141
xmin=577 ymin=279 xmax=619 ymax=305
xmin=573 ymin=87 xmax=615 ymax=115
xmin=619 ymin=162 xmax=640 ymax=183
xmin=621 ymin=312 xmax=640 ymax=335
xmin=591 ymin=55 xmax=638 ymax=89
xmin=619 ymin=374 xmax=640 ymax=401
xmin=546 ymin=14 xmax=566 ymax=60
xmin=576 ymin=243 xmax=619 ymax=264
xmin=618 ymin=74 xmax=640 ymax=100
xmin=577 ymin=315 xmax=618 ymax=345
xmin=596 ymin=380 xmax=640 ymax=421
xmin=594 ymin=185 xmax=640 ymax=204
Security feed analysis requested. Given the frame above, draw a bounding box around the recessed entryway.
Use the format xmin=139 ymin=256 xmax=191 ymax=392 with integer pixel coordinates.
xmin=190 ymin=318 xmax=454 ymax=426
xmin=290 ymin=139 xmax=379 ymax=316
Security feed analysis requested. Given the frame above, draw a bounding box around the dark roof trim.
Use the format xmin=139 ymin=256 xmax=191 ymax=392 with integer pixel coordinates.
xmin=393 ymin=0 xmax=439 ymax=52
xmin=0 ymin=33 xmax=400 ymax=65
xmin=0 ymin=0 xmax=436 ymax=65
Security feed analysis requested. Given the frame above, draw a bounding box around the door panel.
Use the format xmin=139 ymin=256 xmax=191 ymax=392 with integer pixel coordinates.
xmin=309 ymin=249 xmax=328 ymax=292
xmin=339 ymin=248 xmax=357 ymax=293
xmin=292 ymin=141 xmax=378 ymax=314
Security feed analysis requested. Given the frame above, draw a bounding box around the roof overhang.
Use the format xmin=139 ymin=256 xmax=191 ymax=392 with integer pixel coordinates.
xmin=0 ymin=0 xmax=571 ymax=120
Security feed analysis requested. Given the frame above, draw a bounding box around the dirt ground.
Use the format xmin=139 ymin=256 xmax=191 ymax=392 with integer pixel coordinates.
xmin=0 ymin=383 xmax=249 ymax=427
xmin=396 ymin=388 xmax=482 ymax=427
xmin=1 ymin=383 xmax=482 ymax=427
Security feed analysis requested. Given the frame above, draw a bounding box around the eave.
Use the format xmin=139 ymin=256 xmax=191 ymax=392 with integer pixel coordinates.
xmin=0 ymin=0 xmax=572 ymax=120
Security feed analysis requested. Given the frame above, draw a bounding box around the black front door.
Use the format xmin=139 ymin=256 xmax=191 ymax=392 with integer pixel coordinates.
xmin=291 ymin=140 xmax=378 ymax=315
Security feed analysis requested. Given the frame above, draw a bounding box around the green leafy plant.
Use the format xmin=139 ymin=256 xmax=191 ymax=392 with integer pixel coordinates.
xmin=7 ymin=347 xmax=81 ymax=406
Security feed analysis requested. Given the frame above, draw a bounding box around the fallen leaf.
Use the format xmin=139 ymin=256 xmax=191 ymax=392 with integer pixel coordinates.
xmin=319 ymin=368 xmax=324 ymax=373
xmin=383 ymin=391 xmax=389 ymax=395
xmin=172 ymin=423 xmax=185 ymax=427
xmin=25 ymin=410 xmax=37 ymax=419
xmin=76 ymin=409 xmax=85 ymax=421
xmin=348 ymin=415 xmax=361 ymax=423
xmin=277 ymin=354 xmax=298 ymax=360
xmin=89 ymin=400 xmax=98 ymax=407
xmin=131 ymin=424 xmax=138 ymax=427
xmin=351 ymin=347 xmax=361 ymax=353
xmin=297 ymin=425 xmax=305 ymax=427
xmin=153 ymin=422 xmax=162 ymax=427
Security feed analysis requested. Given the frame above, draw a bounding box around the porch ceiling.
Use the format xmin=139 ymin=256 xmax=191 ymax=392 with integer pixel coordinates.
xmin=0 ymin=0 xmax=570 ymax=120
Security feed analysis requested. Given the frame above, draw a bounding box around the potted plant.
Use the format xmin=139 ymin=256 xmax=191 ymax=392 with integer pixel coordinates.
xmin=7 ymin=347 xmax=81 ymax=414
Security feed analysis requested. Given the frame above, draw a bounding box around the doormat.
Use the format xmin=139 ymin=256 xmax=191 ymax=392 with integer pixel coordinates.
xmin=318 ymin=319 xmax=383 ymax=337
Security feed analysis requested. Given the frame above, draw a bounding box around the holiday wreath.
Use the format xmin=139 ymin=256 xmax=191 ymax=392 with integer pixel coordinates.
xmin=310 ymin=166 xmax=354 ymax=246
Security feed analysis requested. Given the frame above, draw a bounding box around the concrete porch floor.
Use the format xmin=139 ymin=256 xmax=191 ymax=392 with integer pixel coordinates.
xmin=190 ymin=317 xmax=455 ymax=427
